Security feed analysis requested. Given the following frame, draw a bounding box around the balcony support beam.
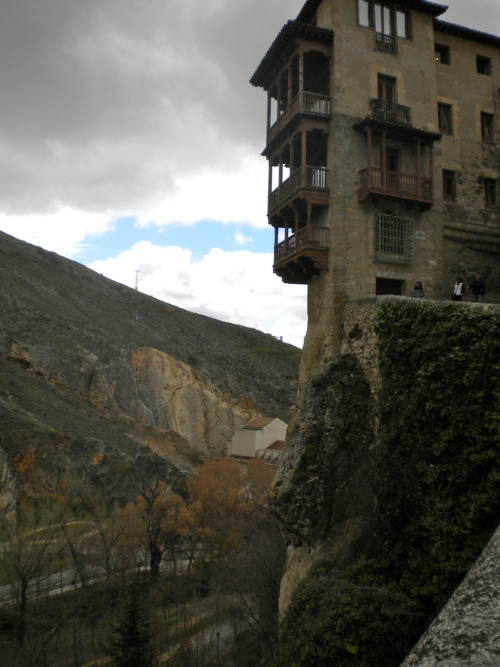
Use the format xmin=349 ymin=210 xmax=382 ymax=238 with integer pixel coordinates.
xmin=417 ymin=139 xmax=421 ymax=199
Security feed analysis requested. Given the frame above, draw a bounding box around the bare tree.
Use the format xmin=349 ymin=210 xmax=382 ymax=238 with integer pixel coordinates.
xmin=0 ymin=506 xmax=63 ymax=647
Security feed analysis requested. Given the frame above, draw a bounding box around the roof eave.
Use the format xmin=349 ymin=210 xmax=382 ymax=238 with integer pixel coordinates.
xmin=250 ymin=21 xmax=333 ymax=89
xmin=297 ymin=0 xmax=448 ymax=22
xmin=434 ymin=19 xmax=500 ymax=47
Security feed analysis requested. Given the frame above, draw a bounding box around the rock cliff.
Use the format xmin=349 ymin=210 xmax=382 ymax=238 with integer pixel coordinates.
xmin=0 ymin=231 xmax=300 ymax=502
xmin=272 ymin=298 xmax=500 ymax=666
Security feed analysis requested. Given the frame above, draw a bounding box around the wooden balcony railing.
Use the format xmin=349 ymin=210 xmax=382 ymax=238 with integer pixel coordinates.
xmin=370 ymin=99 xmax=412 ymax=125
xmin=274 ymin=226 xmax=329 ymax=264
xmin=269 ymin=166 xmax=329 ymax=212
xmin=375 ymin=32 xmax=397 ymax=54
xmin=268 ymin=91 xmax=330 ymax=143
xmin=358 ymin=167 xmax=433 ymax=203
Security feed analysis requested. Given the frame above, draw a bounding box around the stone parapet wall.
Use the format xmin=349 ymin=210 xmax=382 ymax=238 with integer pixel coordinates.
xmin=338 ymin=296 xmax=500 ymax=388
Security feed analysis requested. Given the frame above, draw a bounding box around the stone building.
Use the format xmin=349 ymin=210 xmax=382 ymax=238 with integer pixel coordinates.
xmin=251 ymin=0 xmax=500 ymax=361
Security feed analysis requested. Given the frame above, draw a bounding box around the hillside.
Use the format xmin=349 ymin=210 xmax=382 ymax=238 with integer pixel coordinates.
xmin=0 ymin=230 xmax=300 ymax=505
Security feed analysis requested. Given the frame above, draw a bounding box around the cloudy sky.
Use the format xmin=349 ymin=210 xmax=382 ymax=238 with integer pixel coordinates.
xmin=0 ymin=0 xmax=498 ymax=347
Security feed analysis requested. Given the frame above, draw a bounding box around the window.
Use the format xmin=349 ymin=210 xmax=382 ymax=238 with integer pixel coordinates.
xmin=358 ymin=0 xmax=370 ymax=27
xmin=378 ymin=75 xmax=396 ymax=105
xmin=481 ymin=112 xmax=494 ymax=143
xmin=443 ymin=170 xmax=457 ymax=201
xmin=476 ymin=55 xmax=492 ymax=75
xmin=375 ymin=2 xmax=392 ymax=35
xmin=435 ymin=44 xmax=450 ymax=64
xmin=376 ymin=278 xmax=404 ymax=295
xmin=484 ymin=178 xmax=497 ymax=205
xmin=395 ymin=10 xmax=408 ymax=38
xmin=375 ymin=211 xmax=414 ymax=264
xmin=438 ymin=103 xmax=453 ymax=135
xmin=357 ymin=1 xmax=410 ymax=38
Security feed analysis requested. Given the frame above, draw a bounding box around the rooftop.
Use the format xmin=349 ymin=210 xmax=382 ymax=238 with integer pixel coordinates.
xmin=434 ymin=19 xmax=500 ymax=46
xmin=243 ymin=416 xmax=277 ymax=430
xmin=296 ymin=0 xmax=448 ymax=23
xmin=250 ymin=21 xmax=333 ymax=88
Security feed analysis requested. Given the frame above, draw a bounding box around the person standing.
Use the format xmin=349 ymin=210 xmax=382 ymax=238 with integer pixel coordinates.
xmin=469 ymin=274 xmax=486 ymax=302
xmin=411 ymin=281 xmax=425 ymax=298
xmin=452 ymin=277 xmax=465 ymax=301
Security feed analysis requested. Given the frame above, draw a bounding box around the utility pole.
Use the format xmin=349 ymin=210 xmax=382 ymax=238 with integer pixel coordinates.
xmin=134 ymin=270 xmax=141 ymax=321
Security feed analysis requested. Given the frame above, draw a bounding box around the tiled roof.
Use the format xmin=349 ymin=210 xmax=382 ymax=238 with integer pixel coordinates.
xmin=266 ymin=440 xmax=285 ymax=451
xmin=243 ymin=416 xmax=276 ymax=430
xmin=353 ymin=117 xmax=442 ymax=143
xmin=434 ymin=19 xmax=500 ymax=46
xmin=297 ymin=0 xmax=447 ymax=23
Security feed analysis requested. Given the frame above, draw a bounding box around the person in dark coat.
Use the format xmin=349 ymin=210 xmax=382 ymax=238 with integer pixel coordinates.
xmin=411 ymin=281 xmax=425 ymax=298
xmin=469 ymin=274 xmax=486 ymax=302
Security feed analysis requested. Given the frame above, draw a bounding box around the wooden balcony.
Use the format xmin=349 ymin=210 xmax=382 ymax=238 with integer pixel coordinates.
xmin=370 ymin=99 xmax=412 ymax=126
xmin=273 ymin=226 xmax=329 ymax=284
xmin=268 ymin=91 xmax=331 ymax=145
xmin=358 ymin=167 xmax=433 ymax=205
xmin=269 ymin=166 xmax=329 ymax=216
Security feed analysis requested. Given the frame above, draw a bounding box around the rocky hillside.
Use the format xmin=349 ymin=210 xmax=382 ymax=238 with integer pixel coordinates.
xmin=0 ymin=231 xmax=300 ymax=506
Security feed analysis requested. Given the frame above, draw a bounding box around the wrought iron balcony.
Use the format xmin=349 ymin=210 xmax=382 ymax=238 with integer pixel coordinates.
xmin=269 ymin=166 xmax=329 ymax=215
xmin=375 ymin=32 xmax=397 ymax=54
xmin=370 ymin=99 xmax=412 ymax=125
xmin=268 ymin=91 xmax=331 ymax=144
xmin=358 ymin=167 xmax=433 ymax=204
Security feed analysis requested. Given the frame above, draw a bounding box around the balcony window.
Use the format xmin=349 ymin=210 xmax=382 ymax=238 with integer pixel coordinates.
xmin=484 ymin=178 xmax=497 ymax=206
xmin=375 ymin=211 xmax=414 ymax=264
xmin=435 ymin=44 xmax=450 ymax=64
xmin=438 ymin=103 xmax=453 ymax=135
xmin=481 ymin=112 xmax=494 ymax=143
xmin=378 ymin=75 xmax=396 ymax=105
xmin=357 ymin=1 xmax=410 ymax=39
xmin=443 ymin=170 xmax=457 ymax=201
xmin=476 ymin=55 xmax=492 ymax=75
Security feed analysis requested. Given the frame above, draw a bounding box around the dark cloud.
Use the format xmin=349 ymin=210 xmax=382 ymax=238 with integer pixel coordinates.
xmin=0 ymin=0 xmax=303 ymax=215
xmin=0 ymin=0 xmax=496 ymax=216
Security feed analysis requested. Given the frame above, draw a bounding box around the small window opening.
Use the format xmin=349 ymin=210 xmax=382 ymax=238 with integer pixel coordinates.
xmin=435 ymin=44 xmax=450 ymax=64
xmin=484 ymin=178 xmax=497 ymax=206
xmin=476 ymin=55 xmax=492 ymax=75
xmin=481 ymin=112 xmax=494 ymax=143
xmin=438 ymin=103 xmax=453 ymax=135
xmin=443 ymin=170 xmax=457 ymax=201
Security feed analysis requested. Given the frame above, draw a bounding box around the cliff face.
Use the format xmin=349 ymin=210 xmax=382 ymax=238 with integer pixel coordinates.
xmin=273 ymin=298 xmax=500 ymax=666
xmin=0 ymin=231 xmax=300 ymax=501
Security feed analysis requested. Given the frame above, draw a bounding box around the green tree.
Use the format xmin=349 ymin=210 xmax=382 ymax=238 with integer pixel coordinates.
xmin=107 ymin=579 xmax=154 ymax=667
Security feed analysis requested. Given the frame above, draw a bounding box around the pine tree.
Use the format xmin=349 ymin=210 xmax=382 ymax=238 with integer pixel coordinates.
xmin=107 ymin=579 xmax=154 ymax=667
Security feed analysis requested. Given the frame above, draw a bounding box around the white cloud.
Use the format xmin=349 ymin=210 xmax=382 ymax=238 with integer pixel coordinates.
xmin=139 ymin=157 xmax=268 ymax=229
xmin=234 ymin=230 xmax=253 ymax=246
xmin=0 ymin=209 xmax=113 ymax=258
xmin=88 ymin=242 xmax=307 ymax=347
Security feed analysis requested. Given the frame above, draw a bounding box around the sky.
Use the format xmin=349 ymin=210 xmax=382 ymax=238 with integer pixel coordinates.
xmin=0 ymin=0 xmax=498 ymax=347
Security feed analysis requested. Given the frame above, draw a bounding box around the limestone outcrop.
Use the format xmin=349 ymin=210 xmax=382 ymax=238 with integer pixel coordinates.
xmin=0 ymin=230 xmax=299 ymax=502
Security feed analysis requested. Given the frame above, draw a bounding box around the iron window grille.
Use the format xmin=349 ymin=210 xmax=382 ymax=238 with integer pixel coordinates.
xmin=375 ymin=211 xmax=414 ymax=265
